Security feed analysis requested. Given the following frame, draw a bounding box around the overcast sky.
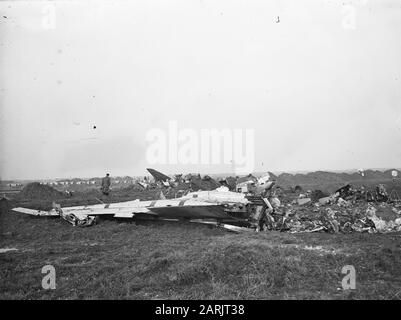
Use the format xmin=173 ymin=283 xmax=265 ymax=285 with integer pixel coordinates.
xmin=0 ymin=0 xmax=400 ymax=180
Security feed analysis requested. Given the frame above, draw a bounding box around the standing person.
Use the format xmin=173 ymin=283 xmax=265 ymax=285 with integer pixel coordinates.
xmin=101 ymin=173 xmax=111 ymax=196
xmin=0 ymin=197 xmax=10 ymax=239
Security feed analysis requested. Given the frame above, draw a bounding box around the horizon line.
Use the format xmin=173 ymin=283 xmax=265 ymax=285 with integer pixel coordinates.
xmin=1 ymin=167 xmax=400 ymax=182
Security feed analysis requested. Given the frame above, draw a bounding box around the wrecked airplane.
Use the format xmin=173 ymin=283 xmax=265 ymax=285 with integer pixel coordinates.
xmin=12 ymin=175 xmax=278 ymax=232
xmin=11 ymin=170 xmax=401 ymax=234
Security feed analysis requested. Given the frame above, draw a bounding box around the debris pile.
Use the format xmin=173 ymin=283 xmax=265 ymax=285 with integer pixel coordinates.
xmin=261 ymin=183 xmax=401 ymax=234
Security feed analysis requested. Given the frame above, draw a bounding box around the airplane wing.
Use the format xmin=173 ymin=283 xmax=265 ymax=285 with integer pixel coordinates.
xmin=12 ymin=198 xmax=230 ymax=225
xmin=12 ymin=207 xmax=59 ymax=217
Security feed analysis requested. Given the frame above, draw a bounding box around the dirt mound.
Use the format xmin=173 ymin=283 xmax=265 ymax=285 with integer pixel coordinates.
xmin=19 ymin=182 xmax=65 ymax=200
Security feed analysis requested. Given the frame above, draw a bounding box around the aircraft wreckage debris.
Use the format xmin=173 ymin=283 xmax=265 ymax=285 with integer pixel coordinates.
xmin=9 ymin=170 xmax=401 ymax=234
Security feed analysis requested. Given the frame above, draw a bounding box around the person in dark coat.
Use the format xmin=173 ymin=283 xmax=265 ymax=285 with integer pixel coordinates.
xmin=101 ymin=173 xmax=111 ymax=195
xmin=0 ymin=197 xmax=10 ymax=238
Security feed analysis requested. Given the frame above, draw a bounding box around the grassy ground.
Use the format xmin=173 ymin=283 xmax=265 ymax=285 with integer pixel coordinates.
xmin=1 ymin=200 xmax=401 ymax=300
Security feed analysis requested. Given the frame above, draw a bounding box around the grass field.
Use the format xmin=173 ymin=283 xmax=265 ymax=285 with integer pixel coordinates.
xmin=1 ymin=200 xmax=400 ymax=300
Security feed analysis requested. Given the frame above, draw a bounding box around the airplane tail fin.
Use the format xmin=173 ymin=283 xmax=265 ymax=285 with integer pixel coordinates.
xmin=147 ymin=168 xmax=171 ymax=182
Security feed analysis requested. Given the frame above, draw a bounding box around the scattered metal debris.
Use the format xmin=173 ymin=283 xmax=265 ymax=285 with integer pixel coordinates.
xmin=10 ymin=172 xmax=401 ymax=234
